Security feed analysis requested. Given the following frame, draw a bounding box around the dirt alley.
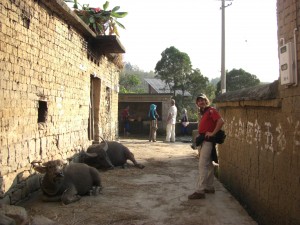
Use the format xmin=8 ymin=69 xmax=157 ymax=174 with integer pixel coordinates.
xmin=20 ymin=138 xmax=257 ymax=225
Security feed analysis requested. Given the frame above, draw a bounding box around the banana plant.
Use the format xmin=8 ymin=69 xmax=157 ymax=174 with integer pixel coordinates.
xmin=64 ymin=1 xmax=127 ymax=36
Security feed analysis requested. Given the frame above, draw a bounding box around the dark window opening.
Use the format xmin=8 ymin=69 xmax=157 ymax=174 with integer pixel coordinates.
xmin=21 ymin=11 xmax=30 ymax=29
xmin=23 ymin=17 xmax=30 ymax=29
xmin=38 ymin=101 xmax=48 ymax=123
xmin=68 ymin=26 xmax=73 ymax=41
xmin=106 ymin=87 xmax=111 ymax=112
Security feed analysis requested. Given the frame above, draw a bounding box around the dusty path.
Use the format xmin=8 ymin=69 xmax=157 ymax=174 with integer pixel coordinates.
xmin=20 ymin=138 xmax=257 ymax=225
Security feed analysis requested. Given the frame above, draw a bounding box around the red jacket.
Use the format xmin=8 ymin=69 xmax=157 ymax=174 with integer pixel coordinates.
xmin=198 ymin=107 xmax=221 ymax=134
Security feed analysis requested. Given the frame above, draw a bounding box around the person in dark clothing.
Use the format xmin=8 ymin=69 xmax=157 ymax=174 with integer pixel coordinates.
xmin=181 ymin=108 xmax=189 ymax=135
xmin=148 ymin=104 xmax=159 ymax=142
xmin=122 ymin=106 xmax=130 ymax=136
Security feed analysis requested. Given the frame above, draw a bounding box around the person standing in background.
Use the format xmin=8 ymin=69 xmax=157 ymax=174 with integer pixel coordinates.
xmin=181 ymin=108 xmax=189 ymax=136
xmin=148 ymin=104 xmax=159 ymax=142
xmin=121 ymin=106 xmax=130 ymax=136
xmin=165 ymin=99 xmax=177 ymax=143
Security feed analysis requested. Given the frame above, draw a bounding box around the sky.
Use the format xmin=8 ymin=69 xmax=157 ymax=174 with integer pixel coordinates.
xmin=83 ymin=0 xmax=279 ymax=83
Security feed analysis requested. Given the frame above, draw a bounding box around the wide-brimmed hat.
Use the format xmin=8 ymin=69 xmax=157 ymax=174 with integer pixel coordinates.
xmin=196 ymin=93 xmax=208 ymax=100
xmin=196 ymin=93 xmax=210 ymax=105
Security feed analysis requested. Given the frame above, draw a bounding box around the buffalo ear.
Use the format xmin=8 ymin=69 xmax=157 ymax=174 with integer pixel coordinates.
xmin=33 ymin=166 xmax=47 ymax=174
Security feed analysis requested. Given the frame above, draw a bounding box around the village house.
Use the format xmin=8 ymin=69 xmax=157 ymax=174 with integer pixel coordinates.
xmin=118 ymin=78 xmax=192 ymax=136
xmin=0 ymin=0 xmax=124 ymax=204
xmin=118 ymin=93 xmax=173 ymax=136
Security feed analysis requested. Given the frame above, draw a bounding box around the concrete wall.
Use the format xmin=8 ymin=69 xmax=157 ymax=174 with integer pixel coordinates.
xmin=0 ymin=0 xmax=121 ymax=204
xmin=215 ymin=1 xmax=300 ymax=224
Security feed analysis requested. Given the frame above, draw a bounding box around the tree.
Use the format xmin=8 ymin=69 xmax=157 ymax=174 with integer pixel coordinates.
xmin=216 ymin=68 xmax=260 ymax=95
xmin=119 ymin=74 xmax=144 ymax=93
xmin=119 ymin=62 xmax=156 ymax=93
xmin=183 ymin=68 xmax=216 ymax=121
xmin=155 ymin=46 xmax=192 ymax=97
xmin=186 ymin=68 xmax=212 ymax=100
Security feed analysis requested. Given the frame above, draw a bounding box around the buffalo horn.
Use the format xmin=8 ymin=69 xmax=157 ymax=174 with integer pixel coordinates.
xmin=99 ymin=136 xmax=108 ymax=152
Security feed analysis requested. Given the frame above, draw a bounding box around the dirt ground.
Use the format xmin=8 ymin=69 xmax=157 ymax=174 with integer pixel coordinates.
xmin=20 ymin=137 xmax=257 ymax=225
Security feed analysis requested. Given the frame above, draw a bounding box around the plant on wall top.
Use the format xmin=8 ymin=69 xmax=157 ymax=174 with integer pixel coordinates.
xmin=64 ymin=0 xmax=127 ymax=36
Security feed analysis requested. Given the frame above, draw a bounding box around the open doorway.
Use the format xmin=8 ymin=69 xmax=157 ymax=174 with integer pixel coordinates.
xmin=88 ymin=75 xmax=101 ymax=142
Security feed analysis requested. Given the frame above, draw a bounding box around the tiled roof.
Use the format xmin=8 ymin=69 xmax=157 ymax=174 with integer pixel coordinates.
xmin=144 ymin=78 xmax=191 ymax=96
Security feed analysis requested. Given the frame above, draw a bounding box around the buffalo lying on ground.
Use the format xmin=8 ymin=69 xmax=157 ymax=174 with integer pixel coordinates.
xmin=80 ymin=138 xmax=145 ymax=169
xmin=31 ymin=160 xmax=102 ymax=205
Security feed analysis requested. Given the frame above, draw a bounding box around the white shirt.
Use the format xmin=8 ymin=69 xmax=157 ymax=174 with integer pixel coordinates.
xmin=167 ymin=105 xmax=177 ymax=124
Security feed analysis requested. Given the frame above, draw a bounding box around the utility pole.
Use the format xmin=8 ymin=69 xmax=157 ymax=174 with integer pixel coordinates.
xmin=220 ymin=0 xmax=233 ymax=94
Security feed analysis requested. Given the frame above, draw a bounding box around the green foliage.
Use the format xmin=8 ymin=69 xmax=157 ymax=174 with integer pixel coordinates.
xmin=120 ymin=62 xmax=155 ymax=93
xmin=186 ymin=69 xmax=211 ymax=99
xmin=119 ymin=73 xmax=145 ymax=93
xmin=216 ymin=68 xmax=260 ymax=95
xmin=64 ymin=0 xmax=127 ymax=36
xmin=154 ymin=47 xmax=219 ymax=122
xmin=155 ymin=46 xmax=192 ymax=96
xmin=174 ymin=68 xmax=216 ymax=122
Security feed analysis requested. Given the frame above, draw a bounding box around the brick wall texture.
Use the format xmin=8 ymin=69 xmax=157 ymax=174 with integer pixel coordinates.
xmin=0 ymin=0 xmax=120 ymax=203
xmin=216 ymin=1 xmax=300 ymax=225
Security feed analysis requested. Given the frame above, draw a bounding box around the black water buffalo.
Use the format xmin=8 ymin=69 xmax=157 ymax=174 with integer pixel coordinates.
xmin=80 ymin=139 xmax=145 ymax=169
xmin=31 ymin=160 xmax=102 ymax=205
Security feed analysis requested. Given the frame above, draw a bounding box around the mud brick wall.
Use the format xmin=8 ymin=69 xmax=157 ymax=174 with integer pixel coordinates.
xmin=215 ymin=1 xmax=300 ymax=224
xmin=0 ymin=0 xmax=121 ymax=204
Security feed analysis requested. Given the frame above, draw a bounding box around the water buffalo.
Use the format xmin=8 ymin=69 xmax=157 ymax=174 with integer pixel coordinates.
xmin=31 ymin=160 xmax=102 ymax=205
xmin=80 ymin=138 xmax=145 ymax=169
